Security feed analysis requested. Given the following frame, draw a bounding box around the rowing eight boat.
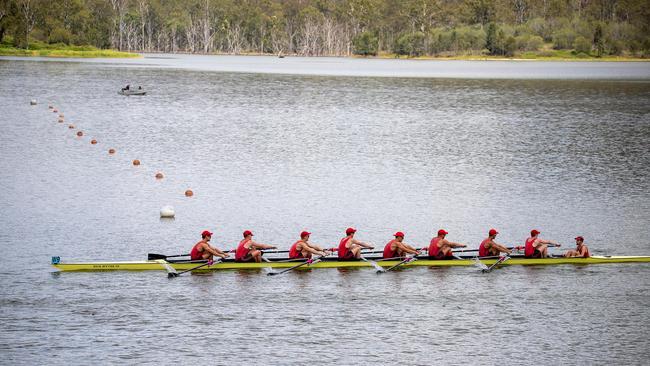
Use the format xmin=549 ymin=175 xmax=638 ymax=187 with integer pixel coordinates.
xmin=51 ymin=255 xmax=650 ymax=272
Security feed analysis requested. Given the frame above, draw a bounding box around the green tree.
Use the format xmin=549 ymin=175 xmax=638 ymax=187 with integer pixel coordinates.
xmin=352 ymin=30 xmax=378 ymax=55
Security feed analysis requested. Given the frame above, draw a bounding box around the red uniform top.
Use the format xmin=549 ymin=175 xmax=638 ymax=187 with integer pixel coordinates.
xmin=338 ymin=237 xmax=353 ymax=259
xmin=524 ymin=237 xmax=536 ymax=257
xmin=429 ymin=237 xmax=451 ymax=257
xmin=478 ymin=238 xmax=491 ymax=257
xmin=289 ymin=240 xmax=306 ymax=259
xmin=235 ymin=239 xmax=251 ymax=261
xmin=190 ymin=241 xmax=206 ymax=261
xmin=383 ymin=240 xmax=399 ymax=259
xmin=577 ymin=244 xmax=591 ymax=258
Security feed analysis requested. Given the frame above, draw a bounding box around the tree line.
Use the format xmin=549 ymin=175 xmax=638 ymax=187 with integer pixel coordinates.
xmin=1 ymin=0 xmax=648 ymax=57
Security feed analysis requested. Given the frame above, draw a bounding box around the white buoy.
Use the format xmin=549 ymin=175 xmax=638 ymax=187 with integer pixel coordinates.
xmin=160 ymin=206 xmax=175 ymax=218
xmin=30 ymin=100 xmax=37 ymax=105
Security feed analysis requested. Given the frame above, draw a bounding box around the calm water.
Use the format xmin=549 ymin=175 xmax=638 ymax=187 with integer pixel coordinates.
xmin=0 ymin=55 xmax=649 ymax=365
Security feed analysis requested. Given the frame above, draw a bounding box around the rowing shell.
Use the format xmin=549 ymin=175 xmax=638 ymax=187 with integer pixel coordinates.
xmin=51 ymin=256 xmax=650 ymax=272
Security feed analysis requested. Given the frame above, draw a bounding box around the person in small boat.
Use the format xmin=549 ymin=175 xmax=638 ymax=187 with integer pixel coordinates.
xmin=138 ymin=86 xmax=142 ymax=90
xmin=235 ymin=230 xmax=277 ymax=263
xmin=289 ymin=231 xmax=328 ymax=259
xmin=123 ymin=84 xmax=130 ymax=91
xmin=428 ymin=229 xmax=467 ymax=259
xmin=338 ymin=227 xmax=374 ymax=260
xmin=524 ymin=229 xmax=559 ymax=258
xmin=478 ymin=229 xmax=512 ymax=257
xmin=190 ymin=230 xmax=230 ymax=261
xmin=383 ymin=231 xmax=420 ymax=259
xmin=564 ymin=236 xmax=590 ymax=258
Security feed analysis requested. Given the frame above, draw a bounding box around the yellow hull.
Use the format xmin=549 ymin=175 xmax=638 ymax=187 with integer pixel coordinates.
xmin=51 ymin=256 xmax=650 ymax=272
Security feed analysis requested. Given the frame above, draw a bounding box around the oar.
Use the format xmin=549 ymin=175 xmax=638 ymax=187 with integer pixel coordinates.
xmin=381 ymin=256 xmax=417 ymax=273
xmin=167 ymin=259 xmax=220 ymax=278
xmin=482 ymin=255 xmax=510 ymax=273
xmin=361 ymin=255 xmax=386 ymax=273
xmin=267 ymin=256 xmax=323 ymax=276
xmin=148 ymin=253 xmax=189 ymax=260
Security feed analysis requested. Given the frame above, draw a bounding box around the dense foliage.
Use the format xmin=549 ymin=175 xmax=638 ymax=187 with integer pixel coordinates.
xmin=1 ymin=0 xmax=649 ymax=57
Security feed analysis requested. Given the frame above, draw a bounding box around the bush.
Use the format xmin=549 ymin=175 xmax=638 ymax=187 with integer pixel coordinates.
xmin=608 ymin=40 xmax=624 ymax=55
xmin=393 ymin=32 xmax=425 ymax=56
xmin=573 ymin=36 xmax=591 ymax=54
xmin=526 ymin=35 xmax=544 ymax=51
xmin=353 ymin=31 xmax=378 ymax=56
xmin=49 ymin=28 xmax=72 ymax=45
xmin=504 ymin=36 xmax=516 ymax=56
xmin=553 ymin=28 xmax=577 ymax=49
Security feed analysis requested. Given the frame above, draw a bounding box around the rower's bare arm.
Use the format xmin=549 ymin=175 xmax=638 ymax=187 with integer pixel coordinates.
xmin=399 ymin=242 xmax=418 ymax=255
xmin=539 ymin=239 xmax=559 ymax=247
xmin=353 ymin=239 xmax=373 ymax=249
xmin=450 ymin=241 xmax=467 ymax=248
xmin=494 ymin=242 xmax=512 ymax=253
xmin=305 ymin=245 xmax=324 ymax=256
xmin=310 ymin=243 xmax=324 ymax=251
xmin=252 ymin=241 xmax=277 ymax=250
xmin=209 ymin=245 xmax=229 ymax=258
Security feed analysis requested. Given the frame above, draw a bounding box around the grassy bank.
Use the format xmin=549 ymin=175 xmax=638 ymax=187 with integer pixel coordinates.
xmin=0 ymin=39 xmax=140 ymax=58
xmin=378 ymin=48 xmax=648 ymax=61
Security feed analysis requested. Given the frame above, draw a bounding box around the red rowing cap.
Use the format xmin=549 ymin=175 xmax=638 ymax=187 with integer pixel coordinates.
xmin=575 ymin=236 xmax=584 ymax=242
xmin=300 ymin=231 xmax=311 ymax=238
xmin=531 ymin=229 xmax=540 ymax=236
xmin=438 ymin=229 xmax=448 ymax=236
xmin=489 ymin=228 xmax=498 ymax=236
xmin=201 ymin=230 xmax=213 ymax=237
xmin=394 ymin=231 xmax=404 ymax=238
xmin=243 ymin=230 xmax=253 ymax=237
xmin=346 ymin=227 xmax=357 ymax=235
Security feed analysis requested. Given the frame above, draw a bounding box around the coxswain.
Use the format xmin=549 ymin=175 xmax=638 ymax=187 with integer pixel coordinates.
xmin=428 ymin=229 xmax=467 ymax=259
xmin=564 ymin=236 xmax=590 ymax=258
xmin=190 ymin=230 xmax=229 ymax=261
xmin=478 ymin=229 xmax=512 ymax=257
xmin=338 ymin=227 xmax=374 ymax=260
xmin=524 ymin=229 xmax=560 ymax=258
xmin=235 ymin=230 xmax=277 ymax=263
xmin=383 ymin=232 xmax=420 ymax=259
xmin=289 ymin=231 xmax=328 ymax=259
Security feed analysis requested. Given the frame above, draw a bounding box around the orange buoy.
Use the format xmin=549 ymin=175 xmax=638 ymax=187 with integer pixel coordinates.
xmin=108 ymin=148 xmax=116 ymax=154
xmin=155 ymin=172 xmax=164 ymax=179
xmin=58 ymin=118 xmax=64 ymax=123
xmin=68 ymin=124 xmax=75 ymax=129
xmin=91 ymin=139 xmax=97 ymax=144
xmin=185 ymin=189 xmax=194 ymax=197
xmin=132 ymin=159 xmax=141 ymax=166
xmin=77 ymin=131 xmax=83 ymax=137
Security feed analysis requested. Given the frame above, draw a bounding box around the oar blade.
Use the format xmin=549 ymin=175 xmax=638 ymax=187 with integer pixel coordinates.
xmin=472 ymin=258 xmax=489 ymax=271
xmin=148 ymin=253 xmax=167 ymax=260
xmin=361 ymin=256 xmax=385 ymax=273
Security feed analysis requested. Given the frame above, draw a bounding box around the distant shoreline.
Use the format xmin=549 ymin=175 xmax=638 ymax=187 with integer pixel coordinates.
xmin=0 ymin=46 xmax=140 ymax=58
xmin=1 ymin=47 xmax=648 ymax=62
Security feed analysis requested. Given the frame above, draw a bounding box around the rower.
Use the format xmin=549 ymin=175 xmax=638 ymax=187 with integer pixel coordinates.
xmin=190 ymin=230 xmax=229 ymax=261
xmin=428 ymin=229 xmax=466 ymax=259
xmin=524 ymin=229 xmax=559 ymax=258
xmin=478 ymin=229 xmax=512 ymax=257
xmin=289 ymin=231 xmax=328 ymax=259
xmin=564 ymin=236 xmax=590 ymax=258
xmin=235 ymin=230 xmax=277 ymax=263
xmin=383 ymin=231 xmax=419 ymax=259
xmin=338 ymin=227 xmax=373 ymax=260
